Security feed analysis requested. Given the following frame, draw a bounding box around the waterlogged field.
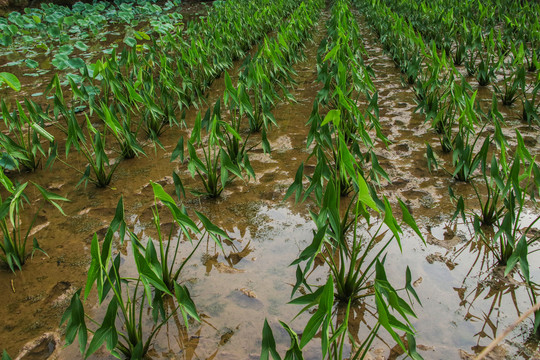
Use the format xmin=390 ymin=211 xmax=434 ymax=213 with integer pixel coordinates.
xmin=0 ymin=0 xmax=539 ymax=359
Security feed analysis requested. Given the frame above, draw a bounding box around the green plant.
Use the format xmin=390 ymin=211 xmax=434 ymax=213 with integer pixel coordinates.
xmin=147 ymin=181 xmax=228 ymax=291
xmin=0 ymin=72 xmax=21 ymax=92
xmin=520 ymin=76 xmax=540 ymax=128
xmin=493 ymin=44 xmax=526 ymax=106
xmin=471 ymin=136 xmax=540 ymax=266
xmin=495 ymin=66 xmax=525 ymax=106
xmin=427 ymin=90 xmax=490 ymax=182
xmin=62 ymin=191 xmax=225 ymax=359
xmin=476 ymin=30 xmax=500 ymax=86
xmin=261 ymin=268 xmax=423 ymax=360
xmin=0 ymin=171 xmax=68 ymax=272
xmin=222 ymin=72 xmax=258 ymax=161
xmin=0 ymin=99 xmax=55 ymax=171
xmin=178 ymin=109 xmax=247 ymax=198
xmin=48 ymin=75 xmax=122 ymax=188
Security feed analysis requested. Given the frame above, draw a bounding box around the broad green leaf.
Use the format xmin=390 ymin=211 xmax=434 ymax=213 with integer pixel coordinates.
xmin=124 ymin=37 xmax=136 ymax=47
xmin=174 ymin=283 xmax=200 ymax=329
xmin=321 ymin=109 xmax=340 ymax=127
xmin=74 ymin=41 xmax=89 ymax=52
xmin=25 ymin=59 xmax=39 ymax=69
xmin=0 ymin=73 xmax=21 ymax=91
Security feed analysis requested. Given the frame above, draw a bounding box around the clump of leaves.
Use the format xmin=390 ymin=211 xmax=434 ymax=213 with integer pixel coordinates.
xmin=0 ymin=170 xmax=68 ymax=272
xmin=62 ymin=186 xmax=226 ymax=358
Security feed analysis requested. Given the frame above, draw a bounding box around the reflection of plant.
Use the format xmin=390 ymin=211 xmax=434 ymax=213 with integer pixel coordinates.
xmin=0 ymin=171 xmax=68 ymax=272
xmin=62 ymin=190 xmax=226 ymax=358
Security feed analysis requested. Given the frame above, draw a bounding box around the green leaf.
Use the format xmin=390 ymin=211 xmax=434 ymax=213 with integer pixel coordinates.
xmin=299 ymin=277 xmax=333 ymax=349
xmin=2 ymin=350 xmax=12 ymax=360
xmin=504 ymin=235 xmax=529 ymax=282
xmin=195 ymin=211 xmax=228 ymax=245
xmin=33 ymin=182 xmax=69 ymax=216
xmin=85 ymin=298 xmax=118 ymax=357
xmin=321 ymin=109 xmax=340 ymax=127
xmin=31 ymin=238 xmax=48 ymax=258
xmin=60 ymin=290 xmax=88 ymax=355
xmin=171 ymin=137 xmax=184 ymax=162
xmin=398 ymin=199 xmax=424 ymax=243
xmin=323 ymin=43 xmax=340 ymax=62
xmin=407 ymin=333 xmax=424 ymax=360
xmin=58 ymin=44 xmax=74 ymax=55
xmin=67 ymin=58 xmax=85 ymax=69
xmin=133 ymin=246 xmax=171 ymax=295
xmin=25 ymin=59 xmax=39 ymax=69
xmin=172 ymin=171 xmax=185 ymax=200
xmin=174 ymin=283 xmax=200 ymax=329
xmin=280 ymin=321 xmax=304 ymax=360
xmin=405 ymin=266 xmax=422 ymax=305
xmin=124 ymin=37 xmax=137 ymax=47
xmin=74 ymin=41 xmax=89 ymax=52
xmin=31 ymin=123 xmax=54 ymax=142
xmin=151 ymin=181 xmax=176 ymax=204
xmin=426 ymin=143 xmax=438 ymax=172
xmin=0 ymin=73 xmax=21 ymax=91
xmin=261 ymin=319 xmax=281 ymax=360
xmin=284 ymin=163 xmax=304 ymax=203
xmin=357 ymin=173 xmax=378 ymax=212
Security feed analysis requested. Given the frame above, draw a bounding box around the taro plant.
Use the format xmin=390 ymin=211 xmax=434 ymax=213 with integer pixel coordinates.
xmin=241 ymin=59 xmax=283 ymax=134
xmin=47 ymin=75 xmax=122 ymax=188
xmin=520 ymin=75 xmax=540 ymax=128
xmin=476 ymin=30 xmax=500 ymax=86
xmin=274 ymin=107 xmax=424 ymax=360
xmin=62 ymin=188 xmax=226 ymax=359
xmin=176 ymin=108 xmax=250 ymax=198
xmin=0 ymin=72 xmax=20 ymax=92
xmin=222 ymin=72 xmax=258 ymax=162
xmin=494 ymin=65 xmax=525 ymax=107
xmin=0 ymin=171 xmax=68 ymax=272
xmin=286 ymin=110 xmax=424 ymax=304
xmin=83 ymin=58 xmax=145 ymax=159
xmin=0 ymin=99 xmax=55 ymax=171
xmin=470 ymin=135 xmax=540 ymax=267
xmin=261 ymin=268 xmax=423 ymax=360
xmin=493 ymin=44 xmax=526 ymax=107
xmin=147 ymin=181 xmax=228 ymax=291
xmin=427 ymin=90 xmax=491 ymax=182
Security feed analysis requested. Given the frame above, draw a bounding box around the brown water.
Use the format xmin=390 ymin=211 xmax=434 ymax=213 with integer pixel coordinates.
xmin=1 ymin=5 xmax=540 ymax=360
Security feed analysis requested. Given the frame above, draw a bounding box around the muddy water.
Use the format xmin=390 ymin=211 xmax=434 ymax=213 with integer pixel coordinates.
xmin=1 ymin=5 xmax=540 ymax=360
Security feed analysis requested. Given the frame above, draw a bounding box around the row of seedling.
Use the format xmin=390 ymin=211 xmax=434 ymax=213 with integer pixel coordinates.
xmin=175 ymin=0 xmax=324 ymax=198
xmin=358 ymin=0 xmax=540 ymax=128
xmin=375 ymin=0 xmax=540 ymax=339
xmin=262 ymin=1 xmax=425 ymax=358
xmin=0 ymin=0 xmax=302 ymax=185
xmin=379 ymin=0 xmax=540 ymax=75
xmin=0 ymin=0 xmax=329 ymax=358
xmin=12 ymin=0 xmax=326 ymax=358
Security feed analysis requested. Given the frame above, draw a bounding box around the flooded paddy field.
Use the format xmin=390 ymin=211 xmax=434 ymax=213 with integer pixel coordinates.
xmin=0 ymin=0 xmax=539 ymax=359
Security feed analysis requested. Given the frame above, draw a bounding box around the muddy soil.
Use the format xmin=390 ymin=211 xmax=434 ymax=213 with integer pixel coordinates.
xmin=0 ymin=5 xmax=539 ymax=360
